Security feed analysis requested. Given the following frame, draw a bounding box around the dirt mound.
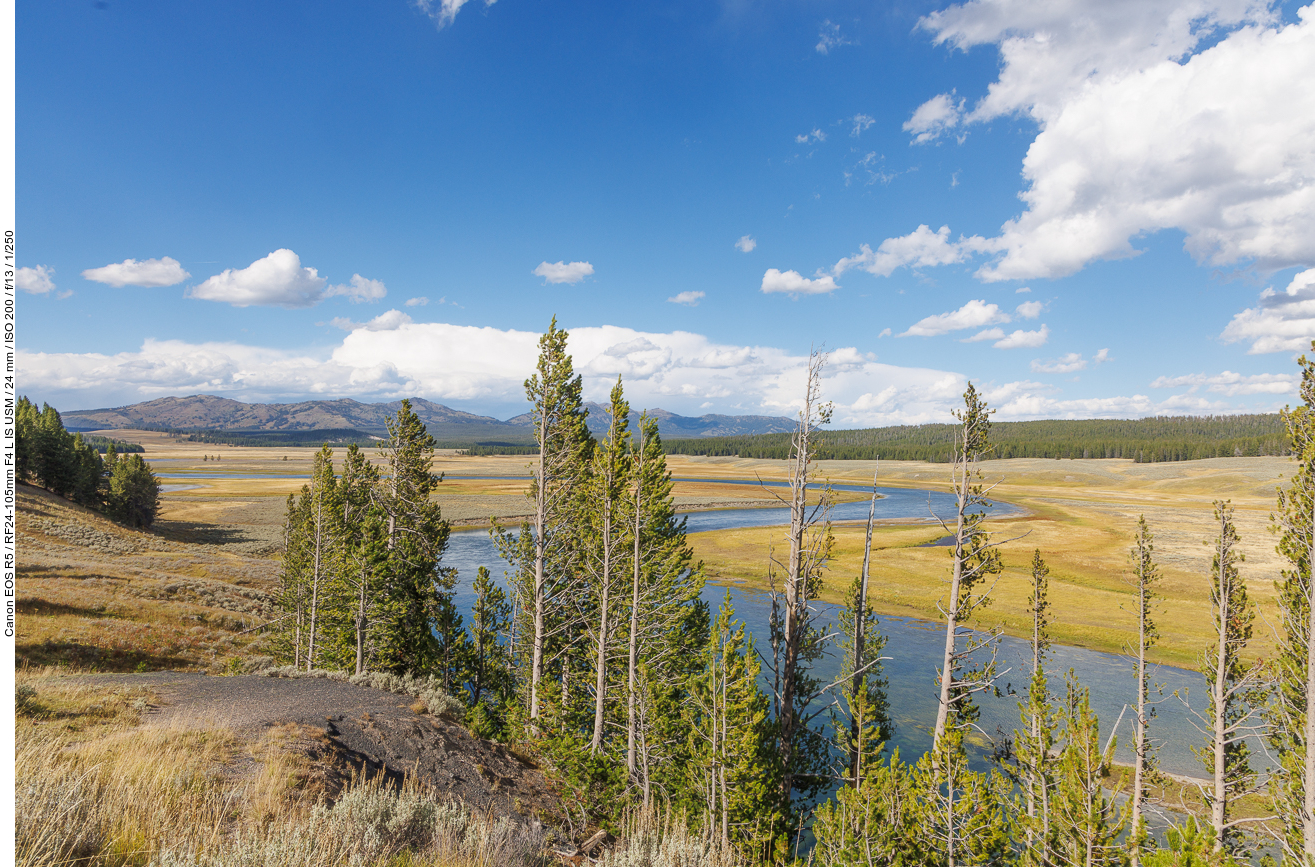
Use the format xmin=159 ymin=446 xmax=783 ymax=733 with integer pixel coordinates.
xmin=90 ymin=671 xmax=562 ymax=827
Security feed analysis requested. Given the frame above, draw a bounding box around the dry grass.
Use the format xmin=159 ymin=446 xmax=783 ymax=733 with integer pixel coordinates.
xmin=688 ymin=456 xmax=1295 ymax=670
xmin=17 ymin=485 xmax=279 ymax=672
xmin=14 ymin=667 xmax=736 ymax=867
xmin=13 ymin=668 xmax=551 ymax=867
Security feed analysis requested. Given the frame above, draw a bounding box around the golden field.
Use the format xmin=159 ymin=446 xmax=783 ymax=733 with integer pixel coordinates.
xmin=24 ymin=431 xmax=1298 ymax=672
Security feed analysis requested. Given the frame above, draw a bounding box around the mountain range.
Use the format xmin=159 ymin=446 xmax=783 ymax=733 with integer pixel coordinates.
xmin=63 ymin=395 xmax=796 ymax=442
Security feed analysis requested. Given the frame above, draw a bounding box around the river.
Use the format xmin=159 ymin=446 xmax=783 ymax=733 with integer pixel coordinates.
xmin=441 ymin=479 xmax=1220 ymax=782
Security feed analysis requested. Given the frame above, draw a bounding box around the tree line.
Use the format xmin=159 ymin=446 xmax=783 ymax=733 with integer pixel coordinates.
xmin=271 ymin=324 xmax=1315 ymax=865
xmin=662 ymin=414 xmax=1288 ymax=463
xmin=15 ymin=397 xmax=162 ymax=528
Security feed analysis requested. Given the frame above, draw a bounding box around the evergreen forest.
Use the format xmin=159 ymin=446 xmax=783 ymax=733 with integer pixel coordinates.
xmin=15 ymin=397 xmax=162 ymax=528
xmin=662 ymin=414 xmax=1288 ymax=463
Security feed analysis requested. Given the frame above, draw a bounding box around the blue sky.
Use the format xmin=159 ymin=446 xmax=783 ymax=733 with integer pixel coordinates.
xmin=16 ymin=0 xmax=1315 ymax=424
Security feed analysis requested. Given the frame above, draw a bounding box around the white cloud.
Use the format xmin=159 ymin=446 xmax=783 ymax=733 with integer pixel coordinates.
xmin=1150 ymin=369 xmax=1297 ymax=396
xmin=413 ymin=0 xmax=495 ymax=29
xmin=903 ymin=93 xmax=963 ymax=144
xmin=833 ymin=224 xmax=992 ymax=278
xmin=329 ymin=310 xmax=414 ymax=332
xmin=405 ymin=297 xmax=429 ymax=307
xmin=816 ymin=20 xmax=855 ymax=54
xmin=533 ymin=260 xmax=595 ymax=284
xmin=850 ymin=114 xmax=876 ymax=137
xmin=735 ymin=235 xmax=757 ymax=253
xmin=877 ymin=328 xmax=892 ymax=338
xmin=994 ymin=325 xmax=1050 ymax=349
xmin=325 ymin=274 xmax=387 ymax=304
xmin=16 ymin=265 xmax=56 ymax=295
xmin=82 ymin=257 xmax=190 ymax=288
xmin=1221 ymin=268 xmax=1315 ymax=353
xmin=875 ymin=2 xmax=1315 ymax=281
xmin=1015 ymin=300 xmax=1044 ymax=319
xmin=22 ymin=320 xmax=1280 ymax=424
xmin=760 ymin=268 xmax=838 ymax=295
xmin=900 ymin=299 xmax=1009 ymax=337
xmin=667 ymin=291 xmax=705 ymax=306
xmin=962 ymin=328 xmax=1005 ymax=343
xmin=1094 ymin=348 xmax=1111 ymax=363
xmin=795 ymin=128 xmax=827 ymax=144
xmin=1031 ymin=350 xmax=1085 ymax=373
xmin=189 ymin=249 xmax=328 ymax=308
xmin=1015 ymin=286 xmax=1032 ymax=293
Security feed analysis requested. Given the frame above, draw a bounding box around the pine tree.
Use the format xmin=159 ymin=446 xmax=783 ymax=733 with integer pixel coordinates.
xmin=1271 ymin=340 xmax=1315 ymax=864
xmin=106 ymin=454 xmax=161 ymax=529
xmin=1127 ymin=516 xmax=1162 ymax=866
xmin=586 ymin=377 xmax=632 ymax=754
xmin=685 ymin=594 xmax=781 ymax=858
xmin=766 ymin=349 xmax=835 ymax=831
xmin=498 ymin=318 xmax=592 ymax=726
xmin=336 ymin=443 xmax=387 ymax=675
xmin=813 ymin=750 xmax=933 ymax=867
xmin=374 ymin=399 xmax=451 ymax=674
xmin=468 ymin=565 xmax=512 ymax=708
xmin=832 ymin=469 xmax=892 ymax=787
xmin=1014 ymin=550 xmax=1061 ymax=867
xmin=1052 ymin=672 xmax=1127 ymax=867
xmin=1195 ymin=500 xmax=1264 ymax=855
xmin=299 ymin=446 xmax=343 ymax=671
xmin=625 ymin=412 xmax=702 ymax=795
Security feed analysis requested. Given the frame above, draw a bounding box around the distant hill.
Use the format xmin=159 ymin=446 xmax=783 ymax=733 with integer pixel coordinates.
xmin=63 ymin=394 xmax=796 ymax=444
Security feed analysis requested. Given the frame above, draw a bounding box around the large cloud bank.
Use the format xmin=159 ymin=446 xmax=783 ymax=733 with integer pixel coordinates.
xmin=843 ymin=1 xmax=1315 ymax=282
xmin=20 ymin=317 xmax=1257 ymax=423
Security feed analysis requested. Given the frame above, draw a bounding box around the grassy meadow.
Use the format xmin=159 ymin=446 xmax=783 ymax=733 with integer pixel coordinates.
xmin=20 ymin=431 xmax=1295 ymax=676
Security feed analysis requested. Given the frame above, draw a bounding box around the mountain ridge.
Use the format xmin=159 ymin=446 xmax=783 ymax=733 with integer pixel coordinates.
xmin=62 ymin=394 xmax=795 ymax=440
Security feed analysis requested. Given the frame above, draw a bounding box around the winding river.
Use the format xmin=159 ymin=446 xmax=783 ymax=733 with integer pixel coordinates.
xmin=441 ymin=478 xmax=1218 ymax=781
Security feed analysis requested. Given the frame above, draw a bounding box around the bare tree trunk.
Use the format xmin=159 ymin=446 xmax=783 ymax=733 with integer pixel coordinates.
xmin=307 ymin=496 xmax=323 ymax=672
xmin=591 ymin=461 xmax=613 ymax=752
xmin=531 ymin=408 xmax=549 ymax=725
xmin=849 ymin=467 xmax=879 ymax=783
xmin=1211 ymin=506 xmax=1230 ymax=847
xmin=1132 ymin=558 xmax=1150 ymax=867
xmin=1305 ymin=495 xmax=1315 ymax=858
xmin=355 ymin=565 xmax=367 ymax=675
xmin=627 ymin=426 xmax=644 ymax=776
xmin=933 ymin=451 xmax=971 ymax=746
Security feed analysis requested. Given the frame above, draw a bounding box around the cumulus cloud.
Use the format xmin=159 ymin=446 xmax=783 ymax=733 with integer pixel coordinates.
xmin=735 ymin=235 xmax=757 ymax=253
xmin=667 ymin=291 xmax=705 ymax=306
xmin=1016 ymin=286 xmax=1031 ymax=293
xmin=330 ymin=310 xmax=413 ymax=332
xmin=760 ymin=269 xmax=838 ymax=295
xmin=325 ymin=274 xmax=387 ymax=304
xmin=1031 ymin=351 xmax=1086 ymax=373
xmin=1094 ymin=348 xmax=1111 ymax=363
xmin=815 ymin=20 xmax=855 ymax=54
xmin=16 ymin=265 xmax=56 ymax=295
xmin=900 ymin=299 xmax=1009 ymax=337
xmin=903 ymin=93 xmax=963 ymax=144
xmin=963 ymin=328 xmax=1005 ymax=343
xmin=1015 ymin=300 xmax=1044 ymax=319
xmin=414 ymin=0 xmax=495 ymax=29
xmin=82 ymin=257 xmax=190 ymax=288
xmin=833 ymin=225 xmax=992 ymax=278
xmin=994 ymin=325 xmax=1050 ymax=349
xmin=189 ymin=250 xmax=328 ymax=308
xmin=1150 ymin=369 xmax=1297 ymax=396
xmin=405 ymin=297 xmax=429 ymax=307
xmin=533 ymin=260 xmax=595 ymax=284
xmin=1221 ymin=268 xmax=1315 ymax=353
xmin=863 ymin=2 xmax=1315 ymax=282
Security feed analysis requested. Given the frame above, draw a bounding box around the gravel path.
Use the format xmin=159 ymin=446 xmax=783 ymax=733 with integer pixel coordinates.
xmin=87 ymin=672 xmax=559 ymax=825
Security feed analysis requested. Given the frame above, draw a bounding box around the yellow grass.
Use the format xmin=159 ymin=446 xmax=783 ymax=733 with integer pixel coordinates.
xmin=688 ymin=456 xmax=1294 ymax=670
